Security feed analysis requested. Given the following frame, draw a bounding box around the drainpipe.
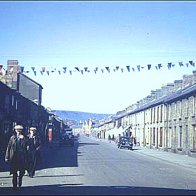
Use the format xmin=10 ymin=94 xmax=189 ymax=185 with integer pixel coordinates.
xmin=165 ymin=103 xmax=169 ymax=151
xmin=144 ymin=110 xmax=146 ymax=147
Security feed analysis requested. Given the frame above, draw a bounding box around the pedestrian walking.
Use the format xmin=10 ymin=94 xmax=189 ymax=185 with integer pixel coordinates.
xmin=27 ymin=127 xmax=41 ymax=178
xmin=5 ymin=125 xmax=28 ymax=190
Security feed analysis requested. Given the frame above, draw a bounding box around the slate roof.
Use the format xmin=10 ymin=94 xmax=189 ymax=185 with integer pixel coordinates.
xmin=114 ymin=83 xmax=196 ymax=120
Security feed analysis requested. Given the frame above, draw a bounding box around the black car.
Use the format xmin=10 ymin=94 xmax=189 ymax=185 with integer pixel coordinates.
xmin=60 ymin=133 xmax=74 ymax=146
xmin=117 ymin=136 xmax=133 ymax=150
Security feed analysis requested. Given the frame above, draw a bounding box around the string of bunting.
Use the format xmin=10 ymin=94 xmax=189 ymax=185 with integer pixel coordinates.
xmin=0 ymin=60 xmax=195 ymax=76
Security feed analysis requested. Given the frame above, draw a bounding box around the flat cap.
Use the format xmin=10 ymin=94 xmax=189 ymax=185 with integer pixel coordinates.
xmin=29 ymin=127 xmax=37 ymax=132
xmin=14 ymin=125 xmax=23 ymax=130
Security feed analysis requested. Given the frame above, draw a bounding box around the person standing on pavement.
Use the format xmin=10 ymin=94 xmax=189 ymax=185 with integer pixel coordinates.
xmin=5 ymin=125 xmax=28 ymax=190
xmin=27 ymin=127 xmax=41 ymax=178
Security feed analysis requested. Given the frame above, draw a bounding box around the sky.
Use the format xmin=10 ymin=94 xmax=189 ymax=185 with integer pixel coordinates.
xmin=0 ymin=1 xmax=196 ymax=114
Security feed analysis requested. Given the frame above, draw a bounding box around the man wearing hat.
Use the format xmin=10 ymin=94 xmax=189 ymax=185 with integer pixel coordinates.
xmin=27 ymin=127 xmax=41 ymax=178
xmin=5 ymin=125 xmax=28 ymax=190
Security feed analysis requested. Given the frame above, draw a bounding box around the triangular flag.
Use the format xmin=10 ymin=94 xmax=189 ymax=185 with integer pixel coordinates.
xmin=31 ymin=67 xmax=35 ymax=72
xmin=101 ymin=69 xmax=104 ymax=73
xmin=46 ymin=71 xmax=49 ymax=76
xmin=137 ymin=65 xmax=140 ymax=72
xmin=84 ymin=67 xmax=88 ymax=72
xmin=42 ymin=67 xmax=46 ymax=72
xmin=105 ymin=67 xmax=110 ymax=73
xmin=58 ymin=71 xmax=61 ymax=75
xmin=69 ymin=70 xmax=72 ymax=75
xmin=33 ymin=71 xmax=36 ymax=76
xmin=116 ymin=66 xmax=119 ymax=71
xmin=167 ymin=63 xmax=172 ymax=69
xmin=132 ymin=67 xmax=135 ymax=72
xmin=179 ymin=62 xmax=183 ymax=66
xmin=189 ymin=61 xmax=195 ymax=66
xmin=40 ymin=71 xmax=43 ymax=75
xmin=158 ymin=64 xmax=162 ymax=69
xmin=75 ymin=67 xmax=80 ymax=72
xmin=81 ymin=70 xmax=84 ymax=75
xmin=121 ymin=68 xmax=124 ymax=72
xmin=147 ymin=64 xmax=151 ymax=70
xmin=63 ymin=67 xmax=67 ymax=73
xmin=126 ymin=66 xmax=130 ymax=72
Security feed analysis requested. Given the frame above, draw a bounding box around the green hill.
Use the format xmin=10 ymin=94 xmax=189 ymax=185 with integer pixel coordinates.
xmin=52 ymin=110 xmax=113 ymax=123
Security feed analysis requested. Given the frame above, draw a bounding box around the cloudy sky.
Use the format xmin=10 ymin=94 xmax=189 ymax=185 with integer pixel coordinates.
xmin=0 ymin=1 xmax=196 ymax=114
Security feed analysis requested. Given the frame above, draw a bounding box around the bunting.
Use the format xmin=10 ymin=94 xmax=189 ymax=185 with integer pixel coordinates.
xmin=105 ymin=67 xmax=110 ymax=73
xmin=42 ymin=67 xmax=46 ymax=72
xmin=147 ymin=64 xmax=151 ymax=70
xmin=75 ymin=67 xmax=80 ymax=72
xmin=63 ymin=67 xmax=67 ymax=73
xmin=137 ymin=65 xmax=140 ymax=72
xmin=168 ymin=63 xmax=172 ymax=69
xmin=158 ymin=64 xmax=162 ymax=69
xmin=179 ymin=62 xmax=183 ymax=66
xmin=116 ymin=66 xmax=119 ymax=71
xmin=0 ymin=59 xmax=195 ymax=76
xmin=126 ymin=66 xmax=130 ymax=72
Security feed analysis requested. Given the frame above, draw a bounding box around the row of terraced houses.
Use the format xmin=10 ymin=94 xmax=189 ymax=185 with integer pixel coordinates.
xmin=89 ymin=70 xmax=196 ymax=157
xmin=0 ymin=60 xmax=69 ymax=154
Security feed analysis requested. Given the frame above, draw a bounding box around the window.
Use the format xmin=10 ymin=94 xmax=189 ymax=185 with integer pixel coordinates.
xmin=152 ymin=127 xmax=155 ymax=145
xmin=153 ymin=108 xmax=155 ymax=123
xmin=160 ymin=127 xmax=163 ymax=147
xmin=160 ymin=105 xmax=163 ymax=122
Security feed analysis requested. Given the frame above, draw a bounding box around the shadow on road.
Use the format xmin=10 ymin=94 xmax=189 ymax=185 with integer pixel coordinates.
xmin=0 ymin=184 xmax=196 ymax=195
xmin=78 ymin=142 xmax=100 ymax=146
xmin=0 ymin=137 xmax=100 ymax=172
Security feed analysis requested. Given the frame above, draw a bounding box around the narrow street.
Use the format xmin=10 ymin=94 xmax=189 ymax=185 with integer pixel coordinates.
xmin=1 ymin=135 xmax=196 ymax=195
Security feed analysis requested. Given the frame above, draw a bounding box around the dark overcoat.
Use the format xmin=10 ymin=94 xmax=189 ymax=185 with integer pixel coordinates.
xmin=5 ymin=135 xmax=28 ymax=174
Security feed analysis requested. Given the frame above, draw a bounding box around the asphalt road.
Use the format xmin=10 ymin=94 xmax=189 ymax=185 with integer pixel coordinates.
xmin=1 ymin=135 xmax=196 ymax=195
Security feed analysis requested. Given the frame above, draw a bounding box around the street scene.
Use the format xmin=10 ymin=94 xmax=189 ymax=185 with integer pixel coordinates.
xmin=1 ymin=135 xmax=196 ymax=195
xmin=1 ymin=1 xmax=196 ymax=195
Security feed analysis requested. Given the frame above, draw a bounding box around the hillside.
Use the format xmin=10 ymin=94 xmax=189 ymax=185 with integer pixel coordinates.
xmin=52 ymin=110 xmax=113 ymax=123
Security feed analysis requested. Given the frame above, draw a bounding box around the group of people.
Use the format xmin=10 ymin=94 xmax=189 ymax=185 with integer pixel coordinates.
xmin=5 ymin=125 xmax=41 ymax=190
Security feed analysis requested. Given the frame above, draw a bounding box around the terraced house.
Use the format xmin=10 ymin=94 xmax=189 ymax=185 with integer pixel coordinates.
xmin=95 ymin=70 xmax=196 ymax=157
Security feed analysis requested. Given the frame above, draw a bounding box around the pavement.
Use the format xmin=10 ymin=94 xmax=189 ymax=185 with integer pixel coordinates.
xmin=91 ymin=136 xmax=196 ymax=171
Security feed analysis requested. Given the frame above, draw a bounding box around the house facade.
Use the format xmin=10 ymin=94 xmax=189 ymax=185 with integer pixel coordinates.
xmin=93 ymin=70 xmax=196 ymax=157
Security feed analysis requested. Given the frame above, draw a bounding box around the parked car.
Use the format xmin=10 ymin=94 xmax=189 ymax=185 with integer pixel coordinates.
xmin=117 ymin=136 xmax=133 ymax=150
xmin=60 ymin=133 xmax=74 ymax=146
